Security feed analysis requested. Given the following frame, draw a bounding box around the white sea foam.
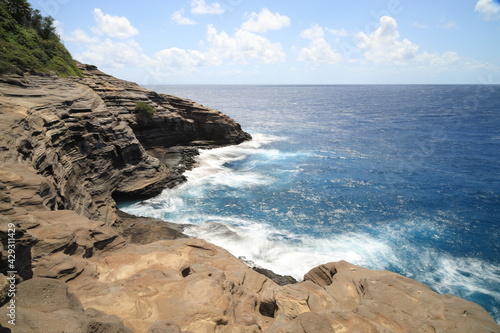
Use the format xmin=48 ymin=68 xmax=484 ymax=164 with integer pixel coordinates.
xmin=182 ymin=216 xmax=398 ymax=280
xmin=184 ymin=133 xmax=286 ymax=184
xmin=120 ymin=131 xmax=500 ymax=323
xmin=125 ymin=133 xmax=285 ymax=217
xmin=183 ymin=216 xmax=500 ymax=324
xmin=423 ymin=254 xmax=500 ymax=299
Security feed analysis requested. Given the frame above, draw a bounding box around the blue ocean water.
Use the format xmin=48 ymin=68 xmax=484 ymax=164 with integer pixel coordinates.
xmin=120 ymin=85 xmax=500 ymax=322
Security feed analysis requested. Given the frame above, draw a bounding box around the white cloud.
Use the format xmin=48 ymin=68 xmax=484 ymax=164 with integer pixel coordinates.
xmin=91 ymin=8 xmax=139 ymax=39
xmin=327 ymin=28 xmax=350 ymax=37
xmin=53 ymin=20 xmax=64 ymax=37
xmin=417 ymin=51 xmax=461 ymax=67
xmin=71 ymin=15 xmax=286 ymax=77
xmin=298 ymin=25 xmax=343 ymax=64
xmin=354 ymin=16 xmax=484 ymax=72
xmin=66 ymin=28 xmax=100 ymax=43
xmin=475 ymin=0 xmax=500 ymax=20
xmin=300 ymin=24 xmax=325 ymax=40
xmin=76 ymin=39 xmax=148 ymax=68
xmin=412 ymin=21 xmax=430 ymax=29
xmin=206 ymin=25 xmax=287 ymax=64
xmin=240 ymin=8 xmax=291 ymax=33
xmin=298 ymin=39 xmax=343 ymax=64
xmin=155 ymin=48 xmax=207 ymax=68
xmin=416 ymin=51 xmax=485 ymax=72
xmin=171 ymin=8 xmax=197 ymax=25
xmin=145 ymin=23 xmax=288 ymax=75
xmin=437 ymin=18 xmax=460 ymax=29
xmin=356 ymin=16 xmax=419 ymax=64
xmin=190 ymin=0 xmax=225 ymax=15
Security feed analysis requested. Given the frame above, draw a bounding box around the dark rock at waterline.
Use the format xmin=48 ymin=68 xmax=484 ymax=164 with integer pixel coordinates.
xmin=253 ymin=267 xmax=298 ymax=286
xmin=113 ymin=209 xmax=189 ymax=244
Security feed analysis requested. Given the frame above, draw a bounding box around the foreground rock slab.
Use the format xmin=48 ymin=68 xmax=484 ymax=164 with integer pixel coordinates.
xmin=0 ymin=278 xmax=132 ymax=333
xmin=62 ymin=233 xmax=499 ymax=332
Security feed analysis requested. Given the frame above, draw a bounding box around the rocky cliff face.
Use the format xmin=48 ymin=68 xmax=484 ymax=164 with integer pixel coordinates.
xmin=0 ymin=63 xmax=250 ymax=224
xmin=0 ymin=68 xmax=498 ymax=333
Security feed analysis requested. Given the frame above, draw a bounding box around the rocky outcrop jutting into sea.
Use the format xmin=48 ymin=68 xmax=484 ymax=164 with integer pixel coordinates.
xmin=0 ymin=66 xmax=498 ymax=332
xmin=0 ymin=63 xmax=250 ymax=225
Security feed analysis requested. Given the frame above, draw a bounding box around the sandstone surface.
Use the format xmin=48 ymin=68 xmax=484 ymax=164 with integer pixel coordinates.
xmin=0 ymin=67 xmax=498 ymax=333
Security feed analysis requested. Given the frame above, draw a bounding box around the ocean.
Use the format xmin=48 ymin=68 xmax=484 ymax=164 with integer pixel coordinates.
xmin=119 ymin=85 xmax=500 ymax=322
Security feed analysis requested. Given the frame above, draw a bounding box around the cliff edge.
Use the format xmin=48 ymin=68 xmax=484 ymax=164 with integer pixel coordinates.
xmin=0 ymin=67 xmax=498 ymax=333
xmin=0 ymin=63 xmax=250 ymax=224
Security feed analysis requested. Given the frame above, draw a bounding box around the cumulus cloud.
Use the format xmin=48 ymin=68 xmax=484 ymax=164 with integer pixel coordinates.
xmin=206 ymin=25 xmax=287 ymax=64
xmin=171 ymin=8 xmax=197 ymax=25
xmin=327 ymin=28 xmax=350 ymax=37
xmin=298 ymin=25 xmax=343 ymax=64
xmin=298 ymin=39 xmax=343 ymax=64
xmin=475 ymin=0 xmax=500 ymax=20
xmin=300 ymin=24 xmax=325 ymax=40
xmin=356 ymin=16 xmax=419 ymax=64
xmin=155 ymin=48 xmax=207 ymax=68
xmin=66 ymin=28 xmax=100 ymax=43
xmin=70 ymin=12 xmax=286 ymax=77
xmin=144 ymin=23 xmax=288 ymax=75
xmin=355 ymin=16 xmax=484 ymax=71
xmin=77 ymin=39 xmax=148 ymax=68
xmin=190 ymin=0 xmax=225 ymax=15
xmin=91 ymin=8 xmax=139 ymax=39
xmin=240 ymin=8 xmax=291 ymax=33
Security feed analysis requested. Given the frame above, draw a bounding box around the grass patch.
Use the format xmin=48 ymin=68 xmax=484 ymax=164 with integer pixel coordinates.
xmin=134 ymin=102 xmax=156 ymax=118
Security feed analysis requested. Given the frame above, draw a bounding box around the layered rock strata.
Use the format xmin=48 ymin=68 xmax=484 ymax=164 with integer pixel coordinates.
xmin=0 ymin=67 xmax=498 ymax=333
xmin=0 ymin=63 xmax=250 ymax=225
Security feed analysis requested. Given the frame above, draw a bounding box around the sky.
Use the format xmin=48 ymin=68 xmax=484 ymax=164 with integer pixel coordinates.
xmin=31 ymin=0 xmax=500 ymax=84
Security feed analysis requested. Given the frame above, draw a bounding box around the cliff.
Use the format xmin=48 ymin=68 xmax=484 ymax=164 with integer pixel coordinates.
xmin=0 ymin=67 xmax=498 ymax=333
xmin=0 ymin=63 xmax=250 ymax=224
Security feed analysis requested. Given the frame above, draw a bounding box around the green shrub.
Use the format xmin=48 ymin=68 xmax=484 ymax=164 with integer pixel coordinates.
xmin=134 ymin=102 xmax=156 ymax=118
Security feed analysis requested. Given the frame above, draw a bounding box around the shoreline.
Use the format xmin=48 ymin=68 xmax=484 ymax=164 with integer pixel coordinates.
xmin=1 ymin=67 xmax=498 ymax=332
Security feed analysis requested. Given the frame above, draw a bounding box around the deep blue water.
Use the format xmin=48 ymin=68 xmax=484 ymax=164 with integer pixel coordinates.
xmin=120 ymin=85 xmax=500 ymax=322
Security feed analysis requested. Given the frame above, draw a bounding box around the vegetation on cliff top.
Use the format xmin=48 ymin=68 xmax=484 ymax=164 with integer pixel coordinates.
xmin=0 ymin=0 xmax=82 ymax=76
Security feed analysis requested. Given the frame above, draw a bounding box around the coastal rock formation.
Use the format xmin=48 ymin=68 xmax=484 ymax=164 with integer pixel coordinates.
xmin=0 ymin=163 xmax=497 ymax=332
xmin=65 ymin=237 xmax=500 ymax=332
xmin=0 ymin=63 xmax=250 ymax=224
xmin=0 ymin=277 xmax=132 ymax=333
xmin=0 ymin=67 xmax=498 ymax=333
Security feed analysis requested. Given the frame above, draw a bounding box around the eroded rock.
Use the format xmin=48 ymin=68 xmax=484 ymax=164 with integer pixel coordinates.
xmin=0 ymin=278 xmax=132 ymax=333
xmin=0 ymin=67 xmax=498 ymax=333
xmin=0 ymin=65 xmax=251 ymax=225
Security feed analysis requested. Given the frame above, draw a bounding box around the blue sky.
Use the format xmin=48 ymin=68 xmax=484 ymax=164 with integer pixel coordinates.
xmin=32 ymin=0 xmax=500 ymax=84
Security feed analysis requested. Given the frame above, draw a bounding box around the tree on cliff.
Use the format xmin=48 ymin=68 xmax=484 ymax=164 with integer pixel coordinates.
xmin=0 ymin=0 xmax=81 ymax=76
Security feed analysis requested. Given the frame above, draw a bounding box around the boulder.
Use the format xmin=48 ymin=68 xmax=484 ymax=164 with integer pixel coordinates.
xmin=266 ymin=261 xmax=500 ymax=333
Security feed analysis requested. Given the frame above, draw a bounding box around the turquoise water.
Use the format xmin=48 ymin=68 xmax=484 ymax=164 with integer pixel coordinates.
xmin=120 ymin=85 xmax=500 ymax=321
